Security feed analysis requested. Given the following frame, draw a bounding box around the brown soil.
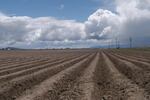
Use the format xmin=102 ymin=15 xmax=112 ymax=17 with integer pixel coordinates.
xmin=0 ymin=49 xmax=149 ymax=100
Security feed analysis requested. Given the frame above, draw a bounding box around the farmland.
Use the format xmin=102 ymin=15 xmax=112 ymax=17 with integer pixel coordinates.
xmin=0 ymin=49 xmax=150 ymax=100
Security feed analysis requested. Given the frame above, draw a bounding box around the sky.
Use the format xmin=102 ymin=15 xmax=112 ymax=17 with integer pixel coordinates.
xmin=0 ymin=0 xmax=150 ymax=48
xmin=0 ymin=0 xmax=110 ymax=21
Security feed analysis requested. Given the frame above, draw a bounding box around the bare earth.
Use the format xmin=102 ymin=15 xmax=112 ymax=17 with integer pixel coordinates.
xmin=0 ymin=49 xmax=150 ymax=100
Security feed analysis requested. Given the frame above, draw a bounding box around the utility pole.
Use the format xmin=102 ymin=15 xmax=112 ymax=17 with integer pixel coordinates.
xmin=109 ymin=41 xmax=111 ymax=49
xmin=115 ymin=37 xmax=120 ymax=49
xmin=108 ymin=42 xmax=109 ymax=49
xmin=108 ymin=41 xmax=111 ymax=49
xmin=118 ymin=40 xmax=120 ymax=49
xmin=129 ymin=37 xmax=132 ymax=48
xmin=116 ymin=38 xmax=118 ymax=49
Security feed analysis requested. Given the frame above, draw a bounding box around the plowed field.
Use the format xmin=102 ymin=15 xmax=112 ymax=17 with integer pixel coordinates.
xmin=0 ymin=49 xmax=150 ymax=100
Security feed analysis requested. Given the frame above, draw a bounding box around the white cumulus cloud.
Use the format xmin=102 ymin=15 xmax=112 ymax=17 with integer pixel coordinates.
xmin=0 ymin=0 xmax=150 ymax=48
xmin=84 ymin=0 xmax=150 ymax=47
xmin=0 ymin=14 xmax=86 ymax=47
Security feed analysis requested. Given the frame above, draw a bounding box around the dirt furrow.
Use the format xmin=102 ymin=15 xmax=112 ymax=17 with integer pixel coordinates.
xmin=0 ymin=54 xmax=77 ymax=76
xmin=0 ymin=58 xmax=40 ymax=67
xmin=109 ymin=50 xmax=150 ymax=62
xmin=117 ymin=53 xmax=150 ymax=63
xmin=106 ymin=53 xmax=150 ymax=98
xmin=74 ymin=53 xmax=99 ymax=100
xmin=0 ymin=54 xmax=86 ymax=84
xmin=0 ymin=53 xmax=90 ymax=100
xmin=112 ymin=53 xmax=150 ymax=70
xmin=0 ymin=59 xmax=28 ymax=65
xmin=0 ymin=58 xmax=58 ymax=76
xmin=0 ymin=55 xmax=65 ymax=68
xmin=0 ymin=58 xmax=50 ymax=71
xmin=112 ymin=49 xmax=150 ymax=59
xmin=16 ymin=53 xmax=95 ymax=100
xmin=0 ymin=53 xmax=82 ymax=71
xmin=98 ymin=53 xmax=147 ymax=100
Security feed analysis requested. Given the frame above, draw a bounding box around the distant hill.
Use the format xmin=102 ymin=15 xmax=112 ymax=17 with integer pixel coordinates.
xmin=0 ymin=47 xmax=23 ymax=50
